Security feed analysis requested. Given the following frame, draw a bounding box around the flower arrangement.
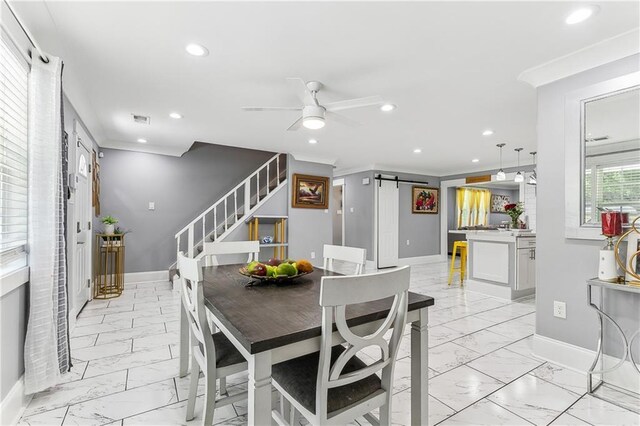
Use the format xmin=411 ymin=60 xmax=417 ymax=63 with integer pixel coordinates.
xmin=504 ymin=202 xmax=524 ymax=228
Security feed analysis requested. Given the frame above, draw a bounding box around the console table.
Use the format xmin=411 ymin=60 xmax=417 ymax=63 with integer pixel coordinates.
xmin=586 ymin=279 xmax=640 ymax=399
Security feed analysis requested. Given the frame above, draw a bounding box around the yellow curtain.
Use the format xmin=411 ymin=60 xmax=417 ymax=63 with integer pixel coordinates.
xmin=456 ymin=188 xmax=491 ymax=228
xmin=456 ymin=188 xmax=466 ymax=228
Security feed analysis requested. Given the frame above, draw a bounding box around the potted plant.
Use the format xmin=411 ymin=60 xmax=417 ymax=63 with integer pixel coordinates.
xmin=101 ymin=215 xmax=118 ymax=235
xmin=504 ymin=202 xmax=524 ymax=229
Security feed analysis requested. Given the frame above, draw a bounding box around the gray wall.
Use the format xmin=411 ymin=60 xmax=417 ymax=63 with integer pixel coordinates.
xmin=391 ymin=171 xmax=441 ymax=259
xmin=341 ymin=170 xmax=440 ymax=261
xmin=287 ymin=156 xmax=334 ymax=265
xmin=343 ymin=171 xmax=376 ymax=260
xmin=0 ymin=285 xmax=28 ymax=400
xmin=536 ymin=54 xmax=640 ymax=360
xmin=99 ymin=143 xmax=275 ymax=272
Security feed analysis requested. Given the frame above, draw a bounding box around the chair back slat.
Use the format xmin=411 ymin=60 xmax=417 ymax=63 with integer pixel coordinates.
xmin=177 ymin=252 xmax=216 ymax=365
xmin=200 ymin=241 xmax=260 ymax=266
xmin=316 ymin=266 xmax=410 ymax=413
xmin=322 ymin=244 xmax=366 ymax=275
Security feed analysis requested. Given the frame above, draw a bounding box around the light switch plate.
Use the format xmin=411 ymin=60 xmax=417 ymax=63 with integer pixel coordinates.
xmin=310 ymin=251 xmax=316 ymax=259
xmin=362 ymin=177 xmax=370 ymax=185
xmin=148 ymin=202 xmax=155 ymax=210
xmin=350 ymin=207 xmax=354 ymax=213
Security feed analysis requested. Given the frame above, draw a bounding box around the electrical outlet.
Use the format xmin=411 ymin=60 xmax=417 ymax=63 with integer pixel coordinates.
xmin=406 ymin=239 xmax=410 ymax=245
xmin=310 ymin=251 xmax=316 ymax=259
xmin=554 ymin=301 xmax=566 ymax=319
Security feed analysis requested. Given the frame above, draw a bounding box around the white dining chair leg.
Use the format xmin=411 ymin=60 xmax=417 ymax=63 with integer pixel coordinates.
xmin=186 ymin=355 xmax=200 ymax=421
xmin=203 ymin=368 xmax=217 ymax=426
xmin=219 ymin=377 xmax=227 ymax=395
xmin=290 ymin=406 xmax=300 ymax=425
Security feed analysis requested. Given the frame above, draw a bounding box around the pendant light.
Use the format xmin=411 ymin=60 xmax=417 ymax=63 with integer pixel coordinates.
xmin=529 ymin=151 xmax=537 ymax=185
xmin=514 ymin=148 xmax=524 ymax=183
xmin=496 ymin=143 xmax=506 ymax=181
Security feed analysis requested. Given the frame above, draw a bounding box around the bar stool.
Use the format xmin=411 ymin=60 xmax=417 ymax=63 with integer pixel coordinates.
xmin=448 ymin=241 xmax=467 ymax=286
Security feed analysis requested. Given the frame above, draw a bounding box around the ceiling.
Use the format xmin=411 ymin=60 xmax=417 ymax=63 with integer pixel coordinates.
xmin=12 ymin=1 xmax=640 ymax=175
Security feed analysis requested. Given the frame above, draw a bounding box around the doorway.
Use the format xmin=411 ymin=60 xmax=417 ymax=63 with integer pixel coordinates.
xmin=332 ymin=179 xmax=345 ymax=246
xmin=71 ymin=121 xmax=92 ymax=319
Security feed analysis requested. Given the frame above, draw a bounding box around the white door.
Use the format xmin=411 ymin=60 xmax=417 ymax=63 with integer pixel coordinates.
xmin=72 ymin=132 xmax=92 ymax=316
xmin=376 ymin=178 xmax=399 ymax=268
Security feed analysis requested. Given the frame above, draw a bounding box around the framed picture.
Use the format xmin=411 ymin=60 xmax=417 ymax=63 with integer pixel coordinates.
xmin=412 ymin=186 xmax=439 ymax=214
xmin=624 ymin=233 xmax=640 ymax=283
xmin=491 ymin=194 xmax=511 ymax=213
xmin=292 ymin=174 xmax=329 ymax=209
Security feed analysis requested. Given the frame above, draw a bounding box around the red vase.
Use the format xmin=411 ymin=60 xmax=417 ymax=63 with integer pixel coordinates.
xmin=601 ymin=211 xmax=623 ymax=237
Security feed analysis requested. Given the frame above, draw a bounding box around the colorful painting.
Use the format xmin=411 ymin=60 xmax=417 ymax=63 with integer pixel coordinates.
xmin=292 ymin=174 xmax=329 ymax=209
xmin=412 ymin=186 xmax=439 ymax=214
xmin=491 ymin=194 xmax=511 ymax=213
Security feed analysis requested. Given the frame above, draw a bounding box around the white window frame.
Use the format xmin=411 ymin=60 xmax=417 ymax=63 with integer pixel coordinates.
xmin=0 ymin=29 xmax=29 ymax=285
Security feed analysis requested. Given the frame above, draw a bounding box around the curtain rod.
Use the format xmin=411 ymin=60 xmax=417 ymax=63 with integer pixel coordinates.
xmin=3 ymin=0 xmax=49 ymax=63
xmin=374 ymin=174 xmax=429 ymax=188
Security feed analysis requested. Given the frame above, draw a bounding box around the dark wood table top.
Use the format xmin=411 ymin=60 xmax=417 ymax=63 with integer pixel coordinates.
xmin=202 ymin=264 xmax=435 ymax=354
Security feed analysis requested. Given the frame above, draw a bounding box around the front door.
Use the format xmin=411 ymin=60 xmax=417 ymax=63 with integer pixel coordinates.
xmin=72 ymin=130 xmax=92 ymax=317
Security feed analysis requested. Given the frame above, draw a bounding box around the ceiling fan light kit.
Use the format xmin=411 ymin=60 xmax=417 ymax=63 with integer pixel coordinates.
xmin=241 ymin=78 xmax=384 ymax=131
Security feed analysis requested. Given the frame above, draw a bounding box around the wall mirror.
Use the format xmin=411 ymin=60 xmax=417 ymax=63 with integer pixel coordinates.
xmin=582 ymin=87 xmax=640 ymax=226
xmin=565 ymin=72 xmax=640 ymax=239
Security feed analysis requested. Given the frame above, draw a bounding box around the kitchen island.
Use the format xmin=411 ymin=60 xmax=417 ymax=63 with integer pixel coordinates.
xmin=465 ymin=231 xmax=536 ymax=300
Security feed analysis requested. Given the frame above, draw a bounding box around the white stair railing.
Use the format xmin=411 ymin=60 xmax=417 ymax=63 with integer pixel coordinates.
xmin=175 ymin=153 xmax=286 ymax=261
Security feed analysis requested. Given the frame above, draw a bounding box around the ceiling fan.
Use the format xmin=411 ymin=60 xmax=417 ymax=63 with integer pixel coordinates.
xmin=241 ymin=78 xmax=384 ymax=131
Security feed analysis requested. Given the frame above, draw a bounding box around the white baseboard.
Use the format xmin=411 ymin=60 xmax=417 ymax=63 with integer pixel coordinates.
xmin=533 ymin=333 xmax=640 ymax=394
xmin=398 ymin=255 xmax=442 ymax=266
xmin=0 ymin=375 xmax=32 ymax=426
xmin=124 ymin=270 xmax=168 ymax=284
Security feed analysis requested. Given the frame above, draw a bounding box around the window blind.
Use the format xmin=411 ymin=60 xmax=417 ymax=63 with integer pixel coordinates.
xmin=0 ymin=35 xmax=28 ymax=255
xmin=584 ymin=152 xmax=640 ymax=223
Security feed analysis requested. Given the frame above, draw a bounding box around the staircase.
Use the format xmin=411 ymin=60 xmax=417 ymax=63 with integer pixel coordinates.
xmin=173 ymin=153 xmax=287 ymax=267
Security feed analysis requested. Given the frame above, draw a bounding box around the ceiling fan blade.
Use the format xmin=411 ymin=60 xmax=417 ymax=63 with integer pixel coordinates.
xmin=241 ymin=106 xmax=302 ymax=112
xmin=326 ymin=111 xmax=361 ymax=127
xmin=286 ymin=77 xmax=313 ymax=104
xmin=324 ymin=95 xmax=383 ymax=112
xmin=286 ymin=116 xmax=303 ymax=131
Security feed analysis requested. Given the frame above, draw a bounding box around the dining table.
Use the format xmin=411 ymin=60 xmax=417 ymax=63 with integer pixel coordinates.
xmin=178 ymin=264 xmax=434 ymax=425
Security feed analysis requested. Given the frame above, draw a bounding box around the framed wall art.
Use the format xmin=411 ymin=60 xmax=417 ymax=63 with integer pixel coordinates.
xmin=412 ymin=186 xmax=439 ymax=214
xmin=490 ymin=194 xmax=511 ymax=213
xmin=292 ymin=174 xmax=329 ymax=209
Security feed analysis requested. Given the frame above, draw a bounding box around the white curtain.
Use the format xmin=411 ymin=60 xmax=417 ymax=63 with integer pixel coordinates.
xmin=24 ymin=54 xmax=69 ymax=394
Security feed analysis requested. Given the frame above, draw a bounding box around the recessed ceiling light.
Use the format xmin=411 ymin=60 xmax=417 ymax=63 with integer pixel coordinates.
xmin=137 ymin=138 xmax=147 ymax=143
xmin=566 ymin=7 xmax=596 ymax=25
xmin=185 ymin=43 xmax=209 ymax=57
xmin=169 ymin=112 xmax=183 ymax=119
xmin=472 ymin=158 xmax=480 ymax=163
xmin=413 ymin=148 xmax=422 ymax=154
xmin=380 ymin=104 xmax=396 ymax=112
xmin=308 ymin=139 xmax=318 ymax=144
xmin=482 ymin=129 xmax=494 ymax=136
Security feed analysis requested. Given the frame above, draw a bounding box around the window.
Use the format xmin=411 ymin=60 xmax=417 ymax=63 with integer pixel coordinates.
xmin=456 ymin=188 xmax=491 ymax=228
xmin=0 ymin=34 xmax=29 ymax=274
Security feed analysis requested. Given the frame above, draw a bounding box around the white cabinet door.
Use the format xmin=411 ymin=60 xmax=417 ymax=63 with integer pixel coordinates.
xmin=516 ymin=248 xmax=536 ymax=290
xmin=376 ymin=179 xmax=399 ymax=268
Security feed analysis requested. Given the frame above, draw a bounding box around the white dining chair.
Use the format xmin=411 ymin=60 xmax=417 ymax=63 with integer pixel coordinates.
xmin=178 ymin=252 xmax=248 ymax=425
xmin=199 ymin=240 xmax=260 ymax=267
xmin=270 ymin=266 xmax=411 ymax=426
xmin=323 ymin=244 xmax=367 ymax=275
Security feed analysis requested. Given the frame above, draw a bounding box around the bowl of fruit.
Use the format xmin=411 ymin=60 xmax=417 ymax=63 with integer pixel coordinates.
xmin=239 ymin=258 xmax=314 ymax=285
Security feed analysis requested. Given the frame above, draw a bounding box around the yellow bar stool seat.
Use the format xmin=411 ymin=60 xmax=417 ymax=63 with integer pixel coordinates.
xmin=448 ymin=241 xmax=468 ymax=286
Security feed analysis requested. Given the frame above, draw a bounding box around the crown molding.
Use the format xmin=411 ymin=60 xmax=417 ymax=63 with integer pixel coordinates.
xmin=518 ymin=28 xmax=640 ymax=88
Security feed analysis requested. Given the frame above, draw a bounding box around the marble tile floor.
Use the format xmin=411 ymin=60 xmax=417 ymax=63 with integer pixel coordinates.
xmin=18 ymin=261 xmax=639 ymax=426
